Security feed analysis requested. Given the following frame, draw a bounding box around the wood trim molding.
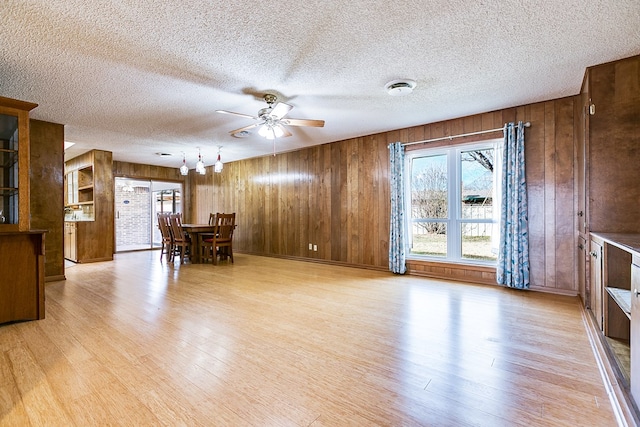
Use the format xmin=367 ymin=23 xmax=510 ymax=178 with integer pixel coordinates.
xmin=582 ymin=305 xmax=640 ymax=427
xmin=406 ymin=259 xmax=496 ymax=285
xmin=236 ymin=250 xmax=389 ymax=272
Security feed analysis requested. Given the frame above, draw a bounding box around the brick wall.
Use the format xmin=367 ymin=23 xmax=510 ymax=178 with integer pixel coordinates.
xmin=115 ymin=185 xmax=151 ymax=246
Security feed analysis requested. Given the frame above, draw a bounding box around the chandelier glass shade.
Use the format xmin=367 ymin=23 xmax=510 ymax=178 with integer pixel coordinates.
xmin=259 ymin=123 xmax=285 ymax=140
xmin=214 ymin=149 xmax=223 ymax=173
xmin=195 ymin=149 xmax=206 ymax=175
xmin=179 ymin=153 xmax=189 ymax=176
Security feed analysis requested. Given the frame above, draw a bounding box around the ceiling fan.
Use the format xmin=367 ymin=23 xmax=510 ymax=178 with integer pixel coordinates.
xmin=216 ymin=94 xmax=325 ymax=140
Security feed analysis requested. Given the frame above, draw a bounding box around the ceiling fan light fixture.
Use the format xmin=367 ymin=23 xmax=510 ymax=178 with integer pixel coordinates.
xmin=217 ymin=93 xmax=325 ymax=140
xmin=259 ymin=124 xmax=282 ymax=140
xmin=385 ymin=79 xmax=417 ymax=96
xmin=273 ymin=124 xmax=285 ymax=138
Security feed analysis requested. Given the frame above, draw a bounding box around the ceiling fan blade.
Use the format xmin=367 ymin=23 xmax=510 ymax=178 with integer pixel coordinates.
xmin=216 ymin=110 xmax=258 ymax=120
xmin=269 ymin=102 xmax=293 ymax=120
xmin=229 ymin=123 xmax=260 ymax=134
xmin=277 ymin=124 xmax=292 ymax=138
xmin=282 ymin=118 xmax=325 ymax=127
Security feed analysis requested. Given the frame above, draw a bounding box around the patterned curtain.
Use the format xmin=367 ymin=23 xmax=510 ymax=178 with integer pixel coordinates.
xmin=388 ymin=142 xmax=406 ymax=274
xmin=497 ymin=122 xmax=530 ymax=289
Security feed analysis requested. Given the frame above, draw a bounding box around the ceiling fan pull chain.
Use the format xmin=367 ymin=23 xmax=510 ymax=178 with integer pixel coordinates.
xmin=273 ymin=139 xmax=276 ymax=156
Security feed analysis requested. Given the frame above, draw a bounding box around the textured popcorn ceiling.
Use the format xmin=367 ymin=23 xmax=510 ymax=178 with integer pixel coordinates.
xmin=1 ymin=1 xmax=639 ymax=167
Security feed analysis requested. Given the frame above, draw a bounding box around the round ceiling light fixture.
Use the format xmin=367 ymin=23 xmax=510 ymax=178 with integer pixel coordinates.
xmin=385 ymin=79 xmax=417 ymax=96
xmin=232 ymin=130 xmax=251 ymax=138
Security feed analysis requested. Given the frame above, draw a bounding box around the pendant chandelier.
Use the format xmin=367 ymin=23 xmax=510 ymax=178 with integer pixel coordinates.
xmin=179 ymin=152 xmax=188 ymax=176
xmin=214 ymin=146 xmax=223 ymax=173
xmin=195 ymin=148 xmax=206 ymax=175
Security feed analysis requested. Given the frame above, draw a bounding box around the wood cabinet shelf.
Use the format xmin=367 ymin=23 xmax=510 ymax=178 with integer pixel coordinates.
xmin=606 ymin=287 xmax=631 ymax=319
xmin=64 ymin=150 xmax=113 ymax=262
xmin=65 ymin=164 xmax=95 ymax=220
xmin=0 ymin=97 xmax=36 ymax=231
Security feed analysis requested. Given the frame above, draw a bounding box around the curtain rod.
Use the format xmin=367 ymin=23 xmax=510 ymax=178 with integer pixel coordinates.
xmin=401 ymin=121 xmax=531 ymax=147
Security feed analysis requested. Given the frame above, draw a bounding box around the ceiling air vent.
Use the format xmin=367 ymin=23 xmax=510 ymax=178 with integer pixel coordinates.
xmin=385 ymin=79 xmax=417 ymax=96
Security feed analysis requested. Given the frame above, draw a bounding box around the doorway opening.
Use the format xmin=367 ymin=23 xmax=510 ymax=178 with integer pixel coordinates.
xmin=115 ymin=178 xmax=183 ymax=252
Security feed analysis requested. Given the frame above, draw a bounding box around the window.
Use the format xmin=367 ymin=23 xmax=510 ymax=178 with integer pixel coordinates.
xmin=406 ymin=139 xmax=500 ymax=264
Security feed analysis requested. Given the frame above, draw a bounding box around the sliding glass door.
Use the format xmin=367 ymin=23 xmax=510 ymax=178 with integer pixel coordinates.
xmin=115 ymin=178 xmax=182 ymax=252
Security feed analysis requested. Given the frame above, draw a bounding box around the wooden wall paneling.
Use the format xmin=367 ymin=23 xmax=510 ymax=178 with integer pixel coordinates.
xmin=295 ymin=149 xmax=302 ymax=257
xmin=379 ymin=133 xmax=390 ymax=265
xmin=267 ymin=155 xmax=276 ymax=255
xmin=450 ymin=117 xmax=464 ymax=137
xmin=29 ymin=120 xmax=65 ymax=280
xmin=284 ymin=151 xmax=295 ymax=255
xmin=544 ymin=101 xmax=558 ymax=290
xmin=347 ymin=137 xmax=359 ymax=264
xmin=278 ymin=153 xmax=288 ymax=256
xmin=554 ymin=97 xmax=577 ymax=292
xmin=256 ymin=158 xmax=266 ymax=255
xmin=74 ymin=150 xmax=114 ymax=262
xmin=194 ymin=95 xmax=584 ymax=289
xmin=361 ymin=136 xmax=375 ymax=266
xmin=192 ymin=168 xmax=211 ymax=224
xmin=308 ymin=146 xmax=318 ymax=259
xmin=254 ymin=158 xmax=263 ymax=252
xmin=330 ymin=142 xmax=341 ymax=261
xmin=283 ymin=153 xmax=293 ymax=256
xmin=371 ymin=135 xmax=382 ymax=266
xmin=95 ymin=150 xmax=114 ymax=260
xmin=320 ymin=144 xmax=332 ymax=261
xmin=523 ymin=104 xmax=547 ymax=290
xmin=340 ymin=140 xmax=350 ymax=262
xmin=589 ymin=57 xmax=640 ymax=233
xmin=575 ymin=82 xmax=589 ymax=303
xmin=267 ymin=157 xmax=275 ymax=254
xmin=296 ymin=149 xmax=307 ymax=257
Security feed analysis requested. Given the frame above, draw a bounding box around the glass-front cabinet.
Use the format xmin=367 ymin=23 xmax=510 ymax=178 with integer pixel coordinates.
xmin=0 ymin=97 xmax=37 ymax=231
xmin=0 ymin=114 xmax=19 ymax=225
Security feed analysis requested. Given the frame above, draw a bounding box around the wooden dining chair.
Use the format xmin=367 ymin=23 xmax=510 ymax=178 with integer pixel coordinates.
xmin=157 ymin=212 xmax=173 ymax=261
xmin=208 ymin=213 xmax=216 ymax=225
xmin=202 ymin=212 xmax=235 ymax=265
xmin=169 ymin=213 xmax=191 ymax=264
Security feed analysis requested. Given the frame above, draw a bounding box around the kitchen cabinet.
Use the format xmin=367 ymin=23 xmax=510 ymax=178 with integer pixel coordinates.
xmin=0 ymin=231 xmax=46 ymax=324
xmin=64 ymin=221 xmax=77 ymax=262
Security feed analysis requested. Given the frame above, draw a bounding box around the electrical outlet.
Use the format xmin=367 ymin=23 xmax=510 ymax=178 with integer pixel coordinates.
xmin=313 ymin=244 xmax=318 ymax=251
xmin=309 ymin=243 xmax=313 ymax=250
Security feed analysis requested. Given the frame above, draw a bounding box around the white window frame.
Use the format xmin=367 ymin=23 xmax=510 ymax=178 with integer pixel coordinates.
xmin=405 ymin=138 xmax=501 ymax=265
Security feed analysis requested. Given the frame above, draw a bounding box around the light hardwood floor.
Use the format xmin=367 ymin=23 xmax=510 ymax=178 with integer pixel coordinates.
xmin=1 ymin=252 xmax=618 ymax=426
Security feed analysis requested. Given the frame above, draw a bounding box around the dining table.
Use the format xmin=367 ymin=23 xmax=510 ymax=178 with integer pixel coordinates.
xmin=180 ymin=223 xmax=216 ymax=264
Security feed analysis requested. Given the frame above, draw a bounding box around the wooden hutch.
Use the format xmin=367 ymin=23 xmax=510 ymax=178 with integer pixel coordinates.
xmin=0 ymin=96 xmax=46 ymax=324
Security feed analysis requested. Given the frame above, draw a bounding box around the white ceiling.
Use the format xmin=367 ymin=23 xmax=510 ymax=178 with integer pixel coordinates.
xmin=2 ymin=1 xmax=639 ymax=168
